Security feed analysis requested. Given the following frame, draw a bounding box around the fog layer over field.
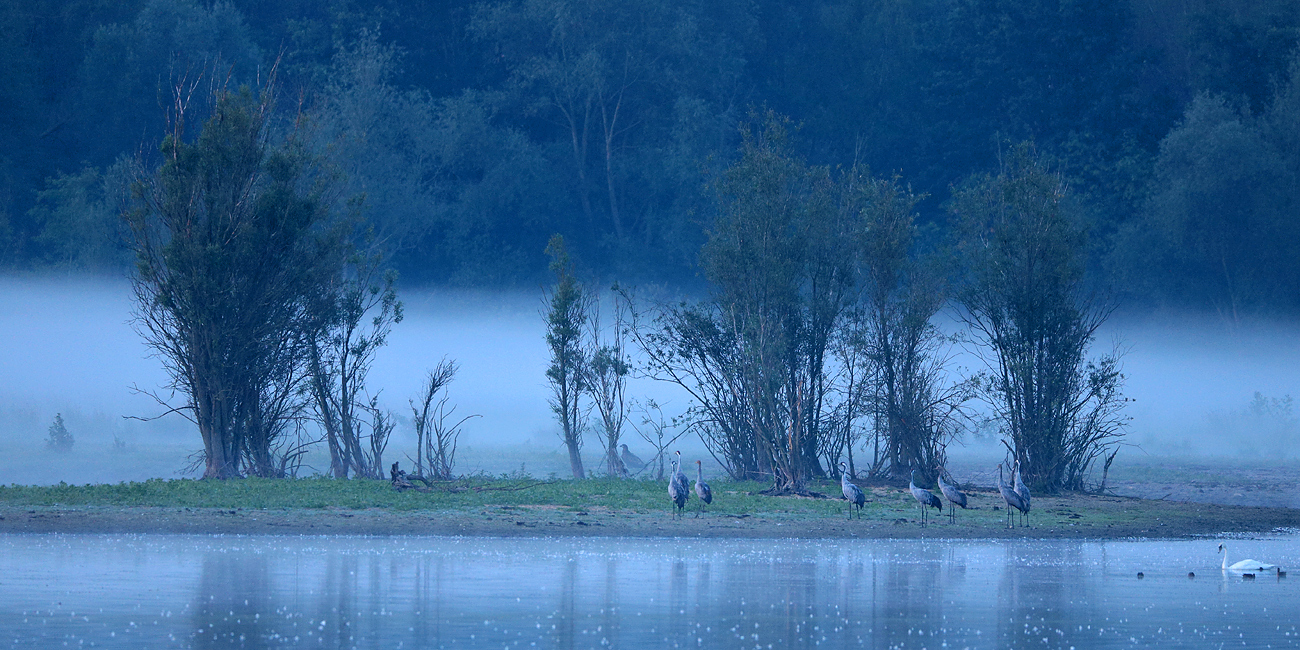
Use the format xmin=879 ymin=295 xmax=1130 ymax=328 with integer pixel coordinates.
xmin=1 ymin=276 xmax=1298 ymax=485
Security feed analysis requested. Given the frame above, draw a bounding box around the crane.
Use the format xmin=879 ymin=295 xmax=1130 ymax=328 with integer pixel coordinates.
xmin=668 ymin=450 xmax=689 ymax=518
xmin=997 ymin=463 xmax=1028 ymax=528
xmin=1013 ymin=461 xmax=1032 ymax=527
xmin=909 ymin=470 xmax=943 ymax=526
xmin=693 ymin=460 xmax=712 ymax=515
xmin=839 ymin=461 xmax=866 ymax=519
xmin=936 ymin=467 xmax=968 ymax=524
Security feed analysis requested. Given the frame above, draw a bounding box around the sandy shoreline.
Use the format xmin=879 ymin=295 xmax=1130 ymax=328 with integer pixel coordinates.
xmin=4 ymin=495 xmax=1299 ymax=539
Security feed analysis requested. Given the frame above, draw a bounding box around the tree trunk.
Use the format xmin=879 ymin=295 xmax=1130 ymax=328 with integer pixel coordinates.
xmin=566 ymin=437 xmax=585 ymax=479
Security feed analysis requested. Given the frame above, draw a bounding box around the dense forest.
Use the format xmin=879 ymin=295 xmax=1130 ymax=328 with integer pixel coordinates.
xmin=2 ymin=0 xmax=1299 ymax=316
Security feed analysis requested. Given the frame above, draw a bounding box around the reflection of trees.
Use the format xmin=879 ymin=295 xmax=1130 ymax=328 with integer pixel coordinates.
xmin=995 ymin=543 xmax=1089 ymax=649
xmin=602 ymin=557 xmax=621 ymax=649
xmin=875 ymin=543 xmax=944 ymax=649
xmin=668 ymin=557 xmax=690 ymax=642
xmin=412 ymin=555 xmax=449 ymax=647
xmin=553 ymin=554 xmax=578 ymax=649
xmin=314 ymin=554 xmax=359 ymax=649
xmin=192 ymin=551 xmax=272 ymax=649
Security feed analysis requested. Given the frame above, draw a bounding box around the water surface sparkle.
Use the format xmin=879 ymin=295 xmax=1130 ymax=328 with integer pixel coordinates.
xmin=2 ymin=534 xmax=1298 ymax=648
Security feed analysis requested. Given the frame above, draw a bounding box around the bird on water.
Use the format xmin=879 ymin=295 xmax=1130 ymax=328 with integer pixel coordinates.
xmin=997 ymin=463 xmax=1028 ymax=529
xmin=839 ymin=462 xmax=865 ymax=519
xmin=909 ymin=470 xmax=943 ymax=526
xmin=1218 ymin=543 xmax=1280 ymax=573
xmin=693 ymin=460 xmax=712 ymax=515
xmin=936 ymin=467 xmax=968 ymax=524
xmin=668 ymin=451 xmax=689 ymax=518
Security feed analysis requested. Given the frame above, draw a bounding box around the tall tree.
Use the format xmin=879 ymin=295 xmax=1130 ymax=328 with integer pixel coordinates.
xmin=953 ymin=142 xmax=1126 ymax=492
xmin=126 ymin=76 xmax=342 ymax=479
xmin=848 ymin=173 xmax=968 ymax=482
xmin=544 ymin=234 xmax=589 ymax=479
xmin=306 ymin=242 xmax=404 ymax=479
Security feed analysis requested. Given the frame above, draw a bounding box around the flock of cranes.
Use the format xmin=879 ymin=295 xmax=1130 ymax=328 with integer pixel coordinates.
xmin=670 ymin=450 xmax=1034 ymax=527
xmin=663 ymin=452 xmax=1287 ymax=575
xmin=667 ymin=451 xmax=711 ymax=518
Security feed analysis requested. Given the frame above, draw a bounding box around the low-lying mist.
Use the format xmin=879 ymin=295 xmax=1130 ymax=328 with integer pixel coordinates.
xmin=2 ymin=275 xmax=1298 ymax=485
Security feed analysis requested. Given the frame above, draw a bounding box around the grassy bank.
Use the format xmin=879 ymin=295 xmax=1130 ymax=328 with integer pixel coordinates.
xmin=2 ymin=475 xmax=1299 ymax=539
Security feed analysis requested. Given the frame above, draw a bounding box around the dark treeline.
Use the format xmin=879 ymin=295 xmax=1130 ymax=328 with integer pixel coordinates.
xmin=3 ymin=0 xmax=1300 ymax=316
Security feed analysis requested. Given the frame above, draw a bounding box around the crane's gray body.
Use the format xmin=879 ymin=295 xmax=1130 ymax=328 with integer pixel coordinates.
xmin=909 ymin=470 xmax=942 ymax=526
xmin=936 ymin=469 xmax=967 ymax=523
xmin=668 ymin=452 xmax=689 ymax=517
xmin=839 ymin=462 xmax=865 ymax=519
xmin=693 ymin=461 xmax=712 ymax=514
xmin=998 ymin=463 xmax=1028 ymax=528
xmin=1013 ymin=461 xmax=1032 ymax=526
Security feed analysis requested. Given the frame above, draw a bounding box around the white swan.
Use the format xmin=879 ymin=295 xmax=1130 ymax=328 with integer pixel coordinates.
xmin=1218 ymin=543 xmax=1279 ymax=573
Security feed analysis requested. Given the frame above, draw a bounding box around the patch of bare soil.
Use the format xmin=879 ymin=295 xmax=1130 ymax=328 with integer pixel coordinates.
xmin=1102 ymin=460 xmax=1300 ymax=509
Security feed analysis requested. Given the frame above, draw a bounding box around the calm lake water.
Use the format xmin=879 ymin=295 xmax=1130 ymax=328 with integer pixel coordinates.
xmin=2 ymin=534 xmax=1299 ymax=649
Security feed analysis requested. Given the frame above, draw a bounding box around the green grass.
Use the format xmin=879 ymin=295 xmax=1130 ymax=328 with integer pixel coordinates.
xmin=0 ymin=476 xmax=908 ymax=517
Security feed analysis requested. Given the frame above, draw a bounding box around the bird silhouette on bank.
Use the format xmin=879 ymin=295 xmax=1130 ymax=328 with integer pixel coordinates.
xmin=936 ymin=467 xmax=968 ymax=524
xmin=998 ymin=463 xmax=1028 ymax=528
xmin=839 ymin=462 xmax=866 ymax=519
xmin=620 ymin=444 xmax=646 ymax=474
xmin=909 ymin=470 xmax=943 ymax=526
xmin=693 ymin=460 xmax=712 ymax=516
xmin=668 ymin=451 xmax=689 ymax=518
xmin=1013 ymin=461 xmax=1032 ymax=527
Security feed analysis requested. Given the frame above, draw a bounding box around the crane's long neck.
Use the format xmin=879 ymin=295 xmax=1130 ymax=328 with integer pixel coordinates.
xmin=697 ymin=463 xmax=703 ymax=481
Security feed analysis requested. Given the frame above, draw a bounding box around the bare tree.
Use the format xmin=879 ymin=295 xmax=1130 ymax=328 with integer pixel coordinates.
xmin=409 ymin=359 xmax=477 ymax=480
xmin=586 ymin=291 xmax=633 ymax=476
xmin=855 ymin=174 xmax=972 ymax=484
xmin=631 ymin=399 xmax=688 ymax=481
xmin=362 ymin=394 xmax=395 ymax=477
xmin=306 ymin=244 xmax=403 ymax=479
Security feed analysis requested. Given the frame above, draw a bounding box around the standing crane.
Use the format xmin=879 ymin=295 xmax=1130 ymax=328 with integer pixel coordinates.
xmin=668 ymin=450 xmax=689 ymax=518
xmin=936 ymin=467 xmax=968 ymax=524
xmin=909 ymin=470 xmax=943 ymax=526
xmin=839 ymin=462 xmax=866 ymax=519
xmin=693 ymin=460 xmax=712 ymax=515
xmin=1013 ymin=461 xmax=1032 ymax=527
xmin=997 ymin=463 xmax=1028 ymax=528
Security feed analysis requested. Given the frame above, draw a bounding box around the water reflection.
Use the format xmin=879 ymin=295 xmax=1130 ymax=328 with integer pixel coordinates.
xmin=1 ymin=534 xmax=1298 ymax=648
